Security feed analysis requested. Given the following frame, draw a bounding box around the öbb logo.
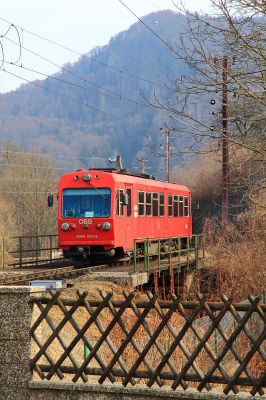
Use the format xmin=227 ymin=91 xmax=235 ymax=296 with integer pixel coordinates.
xmin=78 ymin=219 xmax=93 ymax=225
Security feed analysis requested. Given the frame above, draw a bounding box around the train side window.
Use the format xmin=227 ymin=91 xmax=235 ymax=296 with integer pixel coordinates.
xmin=179 ymin=196 xmax=184 ymax=217
xmin=159 ymin=193 xmax=164 ymax=216
xmin=127 ymin=189 xmax=132 ymax=217
xmin=138 ymin=191 xmax=145 ymax=216
xmin=173 ymin=195 xmax=178 ymax=217
xmin=184 ymin=196 xmax=189 ymax=217
xmin=116 ymin=189 xmax=124 ymax=216
xmin=168 ymin=194 xmax=173 ymax=216
xmin=146 ymin=192 xmax=152 ymax=216
xmin=152 ymin=193 xmax=158 ymax=216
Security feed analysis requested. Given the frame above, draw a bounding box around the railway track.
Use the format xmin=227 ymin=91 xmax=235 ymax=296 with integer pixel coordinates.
xmin=0 ymin=256 xmax=134 ymax=286
xmin=0 ymin=264 xmax=108 ymax=286
xmin=0 ymin=250 xmax=201 ymax=287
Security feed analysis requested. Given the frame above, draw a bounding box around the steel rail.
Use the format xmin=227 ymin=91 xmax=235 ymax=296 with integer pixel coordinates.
xmin=0 ymin=265 xmax=94 ymax=286
xmin=0 ymin=259 xmax=132 ymax=286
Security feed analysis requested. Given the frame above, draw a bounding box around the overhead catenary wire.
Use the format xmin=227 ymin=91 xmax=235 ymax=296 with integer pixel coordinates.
xmin=0 ymin=178 xmax=59 ymax=183
xmin=0 ymin=16 xmax=169 ymax=90
xmin=117 ymin=0 xmax=174 ymax=52
xmin=0 ymin=191 xmax=57 ymax=194
xmin=0 ymin=148 xmax=107 ymax=162
xmin=0 ymin=16 xmax=179 ymax=167
xmin=0 ymin=162 xmax=66 ymax=170
xmin=2 ymin=35 xmax=149 ymax=109
xmin=2 ymin=69 xmax=126 ymax=122
xmin=0 ymin=18 xmax=176 ymax=144
xmin=0 ymin=155 xmax=111 ymax=170
xmin=148 ymin=0 xmax=162 ymax=11
xmin=0 ymin=58 xmax=148 ymax=108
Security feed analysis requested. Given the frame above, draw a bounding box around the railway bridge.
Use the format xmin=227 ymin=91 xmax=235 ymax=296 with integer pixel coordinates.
xmin=0 ymin=233 xmax=265 ymax=400
xmin=0 ymin=233 xmax=205 ymax=291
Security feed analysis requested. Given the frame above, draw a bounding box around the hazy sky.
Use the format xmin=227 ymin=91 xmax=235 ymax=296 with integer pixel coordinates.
xmin=0 ymin=0 xmax=213 ymax=93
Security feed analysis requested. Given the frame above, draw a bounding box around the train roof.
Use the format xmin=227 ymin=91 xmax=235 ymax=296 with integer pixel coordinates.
xmin=61 ymin=168 xmax=190 ymax=193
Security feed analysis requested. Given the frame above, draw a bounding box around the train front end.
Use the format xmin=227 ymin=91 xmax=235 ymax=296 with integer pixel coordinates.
xmin=58 ymin=169 xmax=116 ymax=260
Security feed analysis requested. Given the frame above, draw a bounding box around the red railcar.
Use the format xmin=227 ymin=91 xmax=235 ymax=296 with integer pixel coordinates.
xmin=57 ymin=168 xmax=192 ymax=260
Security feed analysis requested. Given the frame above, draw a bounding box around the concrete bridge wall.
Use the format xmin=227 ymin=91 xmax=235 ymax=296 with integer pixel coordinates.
xmin=29 ymin=382 xmax=254 ymax=400
xmin=0 ymin=286 xmax=263 ymax=400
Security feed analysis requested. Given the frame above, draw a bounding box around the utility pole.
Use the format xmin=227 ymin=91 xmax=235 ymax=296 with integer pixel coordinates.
xmin=160 ymin=129 xmax=170 ymax=182
xmin=137 ymin=157 xmax=148 ymax=174
xmin=166 ymin=130 xmax=170 ymax=182
xmin=222 ymin=55 xmax=229 ymax=225
xmin=212 ymin=55 xmax=229 ymax=224
xmin=165 ymin=130 xmax=170 ymax=182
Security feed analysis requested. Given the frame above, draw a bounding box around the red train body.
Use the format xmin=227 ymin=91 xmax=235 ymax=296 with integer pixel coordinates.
xmin=57 ymin=168 xmax=192 ymax=259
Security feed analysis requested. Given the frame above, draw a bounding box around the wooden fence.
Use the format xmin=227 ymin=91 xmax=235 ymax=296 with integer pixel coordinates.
xmin=30 ymin=291 xmax=266 ymax=396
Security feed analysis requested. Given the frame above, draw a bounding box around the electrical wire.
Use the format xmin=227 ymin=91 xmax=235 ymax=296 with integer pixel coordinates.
xmin=0 ymin=158 xmax=110 ymax=170
xmin=0 ymin=17 xmax=178 ymax=165
xmin=2 ymin=69 xmax=126 ymax=122
xmin=0 ymin=16 xmax=168 ymax=90
xmin=3 ymin=35 xmax=147 ymax=108
xmin=0 ymin=148 xmax=106 ymax=162
xmin=0 ymin=19 xmax=173 ymax=133
xmin=1 ymin=59 xmax=148 ymax=108
xmin=117 ymin=0 xmax=174 ymax=51
xmin=0 ymin=23 xmax=22 ymax=65
xmin=0 ymin=162 xmax=65 ymax=170
xmin=0 ymin=191 xmax=57 ymax=194
xmin=0 ymin=178 xmax=59 ymax=182
xmin=147 ymin=0 xmax=162 ymax=11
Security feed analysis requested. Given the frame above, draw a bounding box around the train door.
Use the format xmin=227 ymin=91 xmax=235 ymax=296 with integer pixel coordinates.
xmin=125 ymin=185 xmax=134 ymax=249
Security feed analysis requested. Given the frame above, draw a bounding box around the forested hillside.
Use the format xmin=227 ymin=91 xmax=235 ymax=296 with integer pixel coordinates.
xmin=0 ymin=10 xmax=191 ymax=172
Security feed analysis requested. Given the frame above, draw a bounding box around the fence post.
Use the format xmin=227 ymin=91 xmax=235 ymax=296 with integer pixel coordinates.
xmin=49 ymin=235 xmax=53 ymax=263
xmin=158 ymin=239 xmax=161 ymax=277
xmin=178 ymin=237 xmax=181 ymax=266
xmin=35 ymin=236 xmax=39 ymax=266
xmin=19 ymin=236 xmax=23 ymax=267
xmin=133 ymin=240 xmax=137 ymax=273
xmin=144 ymin=240 xmax=149 ymax=274
xmin=187 ymin=236 xmax=190 ymax=267
xmin=195 ymin=235 xmax=199 ymax=261
xmin=84 ymin=343 xmax=89 ymax=379
xmin=1 ymin=237 xmax=5 ymax=269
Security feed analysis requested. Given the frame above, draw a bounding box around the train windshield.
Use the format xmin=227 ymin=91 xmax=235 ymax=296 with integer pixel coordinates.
xmin=62 ymin=188 xmax=111 ymax=218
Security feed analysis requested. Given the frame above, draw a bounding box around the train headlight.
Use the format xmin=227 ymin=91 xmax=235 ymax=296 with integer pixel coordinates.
xmin=61 ymin=222 xmax=70 ymax=231
xmin=82 ymin=173 xmax=91 ymax=182
xmin=102 ymin=222 xmax=111 ymax=231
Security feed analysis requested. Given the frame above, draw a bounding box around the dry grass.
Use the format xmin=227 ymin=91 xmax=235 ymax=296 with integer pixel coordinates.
xmin=198 ymin=191 xmax=266 ymax=301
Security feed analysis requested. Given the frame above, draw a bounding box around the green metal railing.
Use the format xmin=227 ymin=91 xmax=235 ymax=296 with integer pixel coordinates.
xmin=0 ymin=233 xmax=204 ymax=271
xmin=132 ymin=234 xmax=204 ymax=274
xmin=0 ymin=234 xmax=61 ymax=269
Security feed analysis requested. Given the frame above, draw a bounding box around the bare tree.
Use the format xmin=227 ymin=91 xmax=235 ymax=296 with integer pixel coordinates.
xmin=0 ymin=145 xmax=58 ymax=237
xmin=148 ymin=0 xmax=265 ymax=222
xmin=151 ymin=0 xmax=266 ymax=155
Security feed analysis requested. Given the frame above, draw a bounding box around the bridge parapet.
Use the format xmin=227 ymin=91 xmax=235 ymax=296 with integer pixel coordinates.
xmin=0 ymin=287 xmax=265 ymax=400
xmin=29 ymin=382 xmax=260 ymax=400
xmin=29 ymin=290 xmax=265 ymax=396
